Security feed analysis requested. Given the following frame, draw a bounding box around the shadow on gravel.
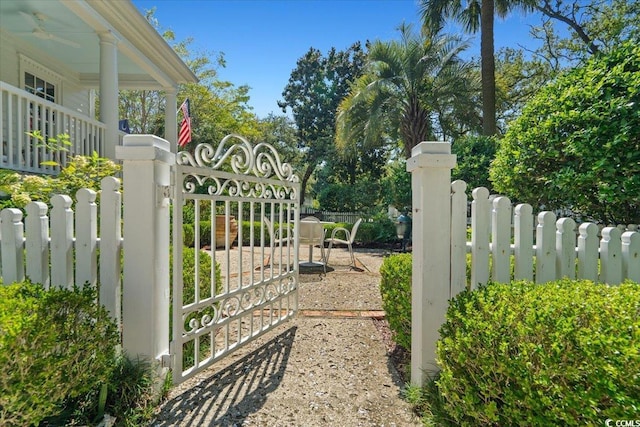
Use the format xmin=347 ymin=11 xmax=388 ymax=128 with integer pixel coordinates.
xmin=153 ymin=326 xmax=297 ymax=426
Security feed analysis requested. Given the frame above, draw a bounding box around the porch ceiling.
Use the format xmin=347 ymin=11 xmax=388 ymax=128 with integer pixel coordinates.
xmin=0 ymin=0 xmax=197 ymax=89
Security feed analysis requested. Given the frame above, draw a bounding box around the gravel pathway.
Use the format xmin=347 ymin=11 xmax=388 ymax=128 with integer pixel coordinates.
xmin=152 ymin=248 xmax=420 ymax=426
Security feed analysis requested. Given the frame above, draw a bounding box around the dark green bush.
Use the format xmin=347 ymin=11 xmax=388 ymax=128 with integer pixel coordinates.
xmin=358 ymin=217 xmax=397 ymax=245
xmin=171 ymin=246 xmax=221 ymax=304
xmin=490 ymin=41 xmax=640 ymax=224
xmin=240 ymin=220 xmax=272 ymax=246
xmin=452 ymin=134 xmax=496 ymax=192
xmin=379 ymin=253 xmax=412 ymax=351
xmin=437 ymin=279 xmax=640 ymax=426
xmin=183 ymin=223 xmax=195 ymax=247
xmin=322 ymin=222 xmax=349 ymax=241
xmin=0 ymin=281 xmax=119 ymax=426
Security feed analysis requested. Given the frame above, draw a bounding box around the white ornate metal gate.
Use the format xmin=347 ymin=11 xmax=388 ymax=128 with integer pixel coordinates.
xmin=171 ymin=135 xmax=300 ymax=384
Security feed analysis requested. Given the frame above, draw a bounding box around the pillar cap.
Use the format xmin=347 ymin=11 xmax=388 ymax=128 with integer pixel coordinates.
xmin=411 ymin=141 xmax=451 ymax=156
xmin=407 ymin=142 xmax=457 ymax=172
xmin=117 ymin=135 xmax=175 ymax=164
xmin=123 ymin=134 xmax=170 ymax=151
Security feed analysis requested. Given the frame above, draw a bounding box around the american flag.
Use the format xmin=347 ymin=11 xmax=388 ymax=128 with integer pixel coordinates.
xmin=178 ymin=98 xmax=191 ymax=147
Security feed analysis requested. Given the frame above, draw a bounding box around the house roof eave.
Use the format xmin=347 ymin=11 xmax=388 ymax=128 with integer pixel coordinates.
xmin=68 ymin=0 xmax=198 ymax=87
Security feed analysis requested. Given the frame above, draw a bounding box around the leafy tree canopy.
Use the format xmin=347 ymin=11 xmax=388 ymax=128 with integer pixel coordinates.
xmin=490 ymin=41 xmax=640 ymax=224
xmin=278 ymin=42 xmax=367 ymax=204
xmin=452 ymin=135 xmax=496 ymax=192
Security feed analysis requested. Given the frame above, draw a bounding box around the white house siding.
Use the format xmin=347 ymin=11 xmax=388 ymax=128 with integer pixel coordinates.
xmin=62 ymin=82 xmax=91 ymax=118
xmin=0 ymin=33 xmax=20 ymax=86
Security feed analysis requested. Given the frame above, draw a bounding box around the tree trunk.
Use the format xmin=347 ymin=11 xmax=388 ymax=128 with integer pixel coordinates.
xmin=299 ymin=163 xmax=315 ymax=207
xmin=401 ymin=96 xmax=432 ymax=158
xmin=481 ymin=0 xmax=497 ymax=136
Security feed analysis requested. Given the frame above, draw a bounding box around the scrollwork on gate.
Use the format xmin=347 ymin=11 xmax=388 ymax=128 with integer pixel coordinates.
xmin=176 ymin=135 xmax=298 ymax=200
xmin=181 ymin=278 xmax=295 ymax=336
xmin=177 ymin=134 xmax=299 ymax=182
xmin=173 ymin=134 xmax=300 ymax=383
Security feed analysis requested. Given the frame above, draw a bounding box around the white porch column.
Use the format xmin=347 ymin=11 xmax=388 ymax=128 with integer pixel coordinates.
xmin=99 ymin=31 xmax=119 ymax=160
xmin=406 ymin=142 xmax=456 ymax=386
xmin=116 ymin=135 xmax=174 ymax=365
xmin=164 ymin=87 xmax=178 ymax=153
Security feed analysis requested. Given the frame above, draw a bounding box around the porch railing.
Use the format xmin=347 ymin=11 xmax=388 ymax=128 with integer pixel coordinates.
xmin=1 ymin=81 xmax=106 ymax=174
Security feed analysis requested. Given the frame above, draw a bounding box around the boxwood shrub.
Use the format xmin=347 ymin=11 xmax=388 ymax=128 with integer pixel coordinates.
xmin=379 ymin=253 xmax=412 ymax=351
xmin=0 ymin=281 xmax=119 ymax=426
xmin=357 ymin=217 xmax=397 ymax=245
xmin=437 ymin=279 xmax=640 ymax=426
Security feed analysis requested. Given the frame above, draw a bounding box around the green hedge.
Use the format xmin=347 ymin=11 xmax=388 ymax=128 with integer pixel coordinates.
xmin=0 ymin=281 xmax=119 ymax=426
xmin=356 ymin=218 xmax=397 ymax=244
xmin=184 ymin=221 xmax=266 ymax=248
xmin=437 ymin=279 xmax=640 ymax=426
xmin=179 ymin=246 xmax=221 ymax=303
xmin=185 ymin=217 xmax=399 ymax=248
xmin=0 ymin=246 xmax=219 ymax=426
xmin=379 ymin=253 xmax=412 ymax=351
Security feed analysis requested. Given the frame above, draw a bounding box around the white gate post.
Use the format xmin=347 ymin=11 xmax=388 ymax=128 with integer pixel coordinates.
xmin=116 ymin=135 xmax=174 ymax=365
xmin=407 ymin=142 xmax=456 ymax=386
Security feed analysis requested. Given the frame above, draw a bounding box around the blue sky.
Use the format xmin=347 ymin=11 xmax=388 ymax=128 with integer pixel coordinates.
xmin=133 ymin=0 xmax=542 ymax=118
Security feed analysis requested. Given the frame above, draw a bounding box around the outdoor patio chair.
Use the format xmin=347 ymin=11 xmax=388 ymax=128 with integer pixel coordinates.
xmin=324 ymin=218 xmax=363 ymax=270
xmin=262 ymin=216 xmax=294 ymax=268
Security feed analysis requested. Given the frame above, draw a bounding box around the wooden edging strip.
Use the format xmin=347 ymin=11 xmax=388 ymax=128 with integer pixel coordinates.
xmin=297 ymin=309 xmax=385 ymax=319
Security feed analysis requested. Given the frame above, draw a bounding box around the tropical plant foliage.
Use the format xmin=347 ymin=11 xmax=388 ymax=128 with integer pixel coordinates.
xmin=337 ymin=24 xmax=479 ymax=159
xmin=419 ymin=0 xmax=536 ymax=136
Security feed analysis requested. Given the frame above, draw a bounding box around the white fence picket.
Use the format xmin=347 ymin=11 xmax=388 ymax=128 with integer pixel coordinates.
xmin=51 ymin=195 xmax=74 ymax=288
xmin=600 ymin=227 xmax=623 ymax=285
xmin=577 ymin=223 xmax=599 ymax=281
xmin=535 ymin=212 xmax=557 ymax=284
xmin=556 ymin=218 xmax=577 ymax=279
xmin=491 ymin=196 xmax=511 ymax=283
xmin=25 ymin=202 xmax=50 ymax=287
xmin=622 ymin=231 xmax=640 ymax=282
xmin=451 ymin=184 xmax=638 ymax=287
xmin=0 ymin=209 xmax=24 ymax=284
xmin=76 ymin=189 xmax=98 ymax=288
xmin=450 ymin=180 xmax=467 ymax=297
xmin=514 ymin=204 xmax=534 ymax=281
xmin=0 ymin=178 xmax=123 ymax=326
xmin=99 ymin=177 xmax=123 ymax=322
xmin=471 ymin=187 xmax=490 ymax=289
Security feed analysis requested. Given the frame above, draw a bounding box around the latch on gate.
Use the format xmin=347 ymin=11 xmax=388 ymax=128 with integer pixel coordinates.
xmin=156 ymin=185 xmax=171 ymax=207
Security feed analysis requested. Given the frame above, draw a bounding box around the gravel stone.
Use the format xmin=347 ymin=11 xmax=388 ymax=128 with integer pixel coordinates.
xmin=152 ymin=247 xmax=419 ymax=426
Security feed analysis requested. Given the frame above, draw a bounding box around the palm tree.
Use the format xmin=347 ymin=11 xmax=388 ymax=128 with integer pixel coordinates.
xmin=419 ymin=0 xmax=535 ymax=136
xmin=336 ymin=24 xmax=478 ymax=159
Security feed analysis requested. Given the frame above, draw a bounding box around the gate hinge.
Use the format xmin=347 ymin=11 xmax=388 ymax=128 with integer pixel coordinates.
xmin=156 ymin=185 xmax=172 ymax=207
xmin=160 ymin=353 xmax=172 ymax=368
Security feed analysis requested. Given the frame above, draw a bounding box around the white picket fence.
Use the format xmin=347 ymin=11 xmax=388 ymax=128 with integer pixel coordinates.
xmin=450 ymin=181 xmax=640 ymax=295
xmin=407 ymin=141 xmax=640 ymax=386
xmin=0 ymin=177 xmax=123 ymax=324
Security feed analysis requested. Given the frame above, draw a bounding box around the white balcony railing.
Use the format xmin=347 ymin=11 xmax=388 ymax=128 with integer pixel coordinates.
xmin=1 ymin=81 xmax=106 ymax=174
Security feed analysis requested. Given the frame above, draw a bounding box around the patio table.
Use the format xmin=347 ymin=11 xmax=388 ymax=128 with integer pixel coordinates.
xmin=299 ymin=219 xmax=333 ymax=268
